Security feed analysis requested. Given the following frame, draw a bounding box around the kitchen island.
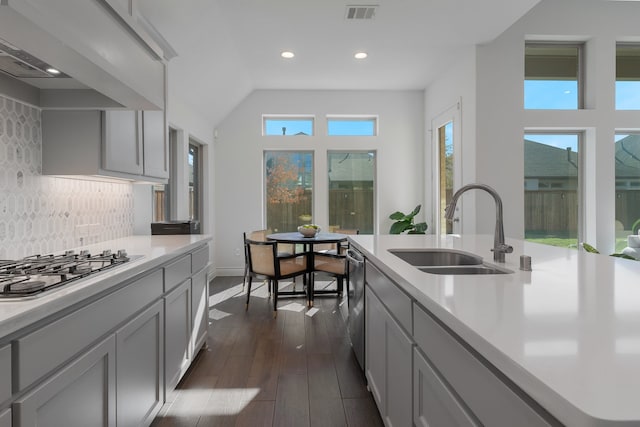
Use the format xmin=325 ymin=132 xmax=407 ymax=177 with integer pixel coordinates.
xmin=0 ymin=235 xmax=211 ymax=427
xmin=350 ymin=233 xmax=640 ymax=427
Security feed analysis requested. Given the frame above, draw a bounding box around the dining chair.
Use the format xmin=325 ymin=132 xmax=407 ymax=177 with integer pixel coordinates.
xmin=245 ymin=238 xmax=309 ymax=317
xmin=311 ymin=251 xmax=348 ymax=307
xmin=243 ymin=229 xmax=295 ymax=291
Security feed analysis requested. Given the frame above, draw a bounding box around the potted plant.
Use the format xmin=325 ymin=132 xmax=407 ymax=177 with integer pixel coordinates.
xmin=389 ymin=205 xmax=428 ymax=234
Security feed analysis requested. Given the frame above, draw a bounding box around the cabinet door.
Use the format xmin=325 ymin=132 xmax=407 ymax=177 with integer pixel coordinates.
xmin=116 ymin=300 xmax=164 ymax=427
xmin=142 ymin=110 xmax=169 ymax=179
xmin=13 ymin=336 xmax=116 ymax=427
xmin=191 ymin=269 xmax=209 ymax=355
xmin=365 ymin=287 xmax=386 ymax=414
xmin=414 ymin=348 xmax=479 ymax=427
xmin=0 ymin=408 xmax=11 ymax=427
xmin=0 ymin=345 xmax=10 ymax=405
xmin=164 ymin=279 xmax=192 ymax=394
xmin=385 ymin=306 xmax=413 ymax=427
xmin=102 ymin=110 xmax=143 ymax=175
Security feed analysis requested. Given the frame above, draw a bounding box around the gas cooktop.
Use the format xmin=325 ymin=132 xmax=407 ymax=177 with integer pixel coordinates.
xmin=0 ymin=249 xmax=138 ymax=300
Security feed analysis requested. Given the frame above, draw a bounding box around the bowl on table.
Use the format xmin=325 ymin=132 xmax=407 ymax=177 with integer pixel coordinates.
xmin=298 ymin=225 xmax=320 ymax=237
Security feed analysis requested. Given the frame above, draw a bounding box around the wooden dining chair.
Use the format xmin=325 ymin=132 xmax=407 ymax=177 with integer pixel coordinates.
xmin=311 ymin=251 xmax=347 ymax=307
xmin=243 ymin=229 xmax=295 ymax=291
xmin=245 ymin=238 xmax=309 ymax=316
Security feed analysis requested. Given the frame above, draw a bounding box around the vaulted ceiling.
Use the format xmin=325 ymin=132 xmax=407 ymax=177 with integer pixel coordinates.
xmin=137 ymin=0 xmax=541 ymax=126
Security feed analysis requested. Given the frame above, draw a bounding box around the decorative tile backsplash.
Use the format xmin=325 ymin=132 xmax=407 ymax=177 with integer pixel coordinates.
xmin=0 ymin=95 xmax=134 ymax=259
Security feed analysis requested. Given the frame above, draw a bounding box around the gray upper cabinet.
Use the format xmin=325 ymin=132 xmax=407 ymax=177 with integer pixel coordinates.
xmin=42 ymin=109 xmax=169 ymax=183
xmin=103 ymin=110 xmax=144 ymax=176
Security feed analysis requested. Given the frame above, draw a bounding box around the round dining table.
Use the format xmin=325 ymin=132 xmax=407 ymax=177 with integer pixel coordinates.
xmin=267 ymin=231 xmax=348 ymax=305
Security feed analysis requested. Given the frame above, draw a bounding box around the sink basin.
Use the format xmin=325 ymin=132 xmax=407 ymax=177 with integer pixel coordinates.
xmin=389 ymin=249 xmax=482 ymax=266
xmin=418 ymin=265 xmax=511 ymax=275
xmin=389 ymin=248 xmax=513 ymax=275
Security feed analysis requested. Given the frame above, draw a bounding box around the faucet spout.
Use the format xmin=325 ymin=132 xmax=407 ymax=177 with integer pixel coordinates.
xmin=444 ymin=183 xmax=513 ymax=263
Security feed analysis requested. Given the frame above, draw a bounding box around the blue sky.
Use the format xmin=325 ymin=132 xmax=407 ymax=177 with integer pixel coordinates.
xmin=264 ymin=118 xmax=375 ymax=136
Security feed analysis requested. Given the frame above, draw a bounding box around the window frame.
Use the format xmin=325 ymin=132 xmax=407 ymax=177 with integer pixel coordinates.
xmin=524 ymin=42 xmax=585 ymax=110
xmin=262 ymin=115 xmax=315 ymax=136
xmin=326 ymin=115 xmax=378 ymax=136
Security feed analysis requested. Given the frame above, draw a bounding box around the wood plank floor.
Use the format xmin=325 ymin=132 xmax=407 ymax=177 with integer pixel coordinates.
xmin=151 ymin=276 xmax=384 ymax=427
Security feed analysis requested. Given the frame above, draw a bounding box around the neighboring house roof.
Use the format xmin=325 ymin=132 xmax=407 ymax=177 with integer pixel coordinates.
xmin=525 ymin=136 xmax=640 ymax=179
xmin=524 ymin=139 xmax=578 ymax=179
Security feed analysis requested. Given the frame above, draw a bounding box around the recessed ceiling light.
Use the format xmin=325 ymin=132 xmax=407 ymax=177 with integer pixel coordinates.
xmin=354 ymin=52 xmax=368 ymax=59
xmin=46 ymin=68 xmax=61 ymax=75
xmin=281 ymin=51 xmax=295 ymax=59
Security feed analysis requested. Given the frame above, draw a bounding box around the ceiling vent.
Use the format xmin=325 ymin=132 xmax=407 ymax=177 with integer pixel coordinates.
xmin=345 ymin=5 xmax=377 ymax=20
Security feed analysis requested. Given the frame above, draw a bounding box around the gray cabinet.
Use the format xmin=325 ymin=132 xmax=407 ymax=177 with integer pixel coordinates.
xmin=414 ymin=347 xmax=479 ymax=427
xmin=365 ymin=286 xmax=413 ymax=427
xmin=102 ymin=110 xmax=143 ymax=176
xmin=0 ymin=345 xmax=10 ymax=405
xmin=116 ymin=300 xmax=164 ymax=427
xmin=164 ymin=279 xmax=192 ymax=393
xmin=0 ymin=408 xmax=11 ymax=427
xmin=191 ymin=269 xmax=209 ymax=355
xmin=13 ymin=336 xmax=116 ymax=427
xmin=413 ymin=303 xmax=555 ymax=427
xmin=42 ymin=109 xmax=168 ymax=182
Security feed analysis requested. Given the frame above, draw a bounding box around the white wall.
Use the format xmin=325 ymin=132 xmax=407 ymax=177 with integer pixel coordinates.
xmin=214 ymin=89 xmax=425 ymax=275
xmin=425 ymin=0 xmax=640 ymax=252
xmin=424 ymin=46 xmax=477 ymax=234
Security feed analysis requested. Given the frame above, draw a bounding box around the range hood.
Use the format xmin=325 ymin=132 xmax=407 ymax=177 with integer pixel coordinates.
xmin=0 ymin=37 xmax=70 ymax=79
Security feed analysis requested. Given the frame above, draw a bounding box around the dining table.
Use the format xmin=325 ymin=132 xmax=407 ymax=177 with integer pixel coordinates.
xmin=266 ymin=231 xmax=348 ymax=305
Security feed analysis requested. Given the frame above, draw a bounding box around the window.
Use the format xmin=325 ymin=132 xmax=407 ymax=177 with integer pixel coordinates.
xmin=327 ymin=151 xmax=375 ymax=234
xmin=524 ymin=133 xmax=581 ymax=248
xmin=615 ymin=134 xmax=640 ymax=251
xmin=327 ymin=116 xmax=377 ymax=136
xmin=616 ymin=44 xmax=640 ymax=110
xmin=265 ymin=151 xmax=313 ymax=232
xmin=438 ymin=121 xmax=454 ymax=234
xmin=524 ymin=43 xmax=582 ymax=110
xmin=263 ymin=116 xmax=314 ymax=136
xmin=189 ymin=141 xmax=202 ymax=221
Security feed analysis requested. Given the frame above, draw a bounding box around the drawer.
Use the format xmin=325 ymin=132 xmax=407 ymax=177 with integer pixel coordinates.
xmin=15 ymin=269 xmax=163 ymax=392
xmin=191 ymin=245 xmax=209 ymax=274
xmin=0 ymin=345 xmax=10 ymax=403
xmin=164 ymin=254 xmax=191 ymax=292
xmin=0 ymin=407 xmax=11 ymax=427
xmin=413 ymin=303 xmax=555 ymax=427
xmin=366 ymin=262 xmax=412 ymax=333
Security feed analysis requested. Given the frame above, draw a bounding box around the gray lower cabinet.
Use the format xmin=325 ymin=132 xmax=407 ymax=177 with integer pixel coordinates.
xmin=0 ymin=345 xmax=10 ymax=405
xmin=164 ymin=279 xmax=192 ymax=393
xmin=191 ymin=269 xmax=208 ymax=355
xmin=0 ymin=408 xmax=11 ymax=427
xmin=13 ymin=336 xmax=116 ymax=427
xmin=365 ymin=286 xmax=413 ymax=427
xmin=413 ymin=347 xmax=479 ymax=427
xmin=116 ymin=300 xmax=164 ymax=427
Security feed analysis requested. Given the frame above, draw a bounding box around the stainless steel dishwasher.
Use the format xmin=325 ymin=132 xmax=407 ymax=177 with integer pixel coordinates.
xmin=347 ymin=246 xmax=365 ymax=371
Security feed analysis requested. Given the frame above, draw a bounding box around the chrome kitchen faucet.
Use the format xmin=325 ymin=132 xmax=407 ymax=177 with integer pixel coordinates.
xmin=444 ymin=183 xmax=513 ymax=263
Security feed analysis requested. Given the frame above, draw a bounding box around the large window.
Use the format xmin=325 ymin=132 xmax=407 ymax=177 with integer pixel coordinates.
xmin=616 ymin=44 xmax=640 ymax=110
xmin=327 ymin=151 xmax=375 ymax=234
xmin=327 ymin=116 xmax=377 ymax=136
xmin=524 ymin=44 xmax=582 ymax=110
xmin=263 ymin=116 xmax=314 ymax=136
xmin=524 ymin=133 xmax=581 ymax=248
xmin=615 ymin=134 xmax=640 ymax=251
xmin=264 ymin=151 xmax=313 ymax=232
xmin=153 ymin=127 xmax=177 ymax=222
xmin=438 ymin=121 xmax=454 ymax=234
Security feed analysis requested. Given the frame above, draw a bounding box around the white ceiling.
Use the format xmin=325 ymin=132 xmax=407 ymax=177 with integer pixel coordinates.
xmin=137 ymin=0 xmax=541 ymax=126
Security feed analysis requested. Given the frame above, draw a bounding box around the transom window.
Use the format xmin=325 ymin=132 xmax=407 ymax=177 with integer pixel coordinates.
xmin=327 ymin=116 xmax=377 ymax=136
xmin=616 ymin=44 xmax=640 ymax=110
xmin=524 ymin=43 xmax=583 ymax=110
xmin=263 ymin=116 xmax=314 ymax=136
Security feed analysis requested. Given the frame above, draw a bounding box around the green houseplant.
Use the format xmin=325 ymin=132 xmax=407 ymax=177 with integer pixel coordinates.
xmin=389 ymin=205 xmax=428 ymax=234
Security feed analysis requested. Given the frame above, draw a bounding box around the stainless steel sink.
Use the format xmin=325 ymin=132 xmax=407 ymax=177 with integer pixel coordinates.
xmin=388 ymin=248 xmax=513 ymax=275
xmin=389 ymin=249 xmax=482 ymax=266
xmin=417 ymin=265 xmax=511 ymax=275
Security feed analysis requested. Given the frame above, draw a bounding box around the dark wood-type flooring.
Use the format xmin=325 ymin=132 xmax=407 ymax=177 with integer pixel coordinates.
xmin=151 ymin=276 xmax=384 ymax=427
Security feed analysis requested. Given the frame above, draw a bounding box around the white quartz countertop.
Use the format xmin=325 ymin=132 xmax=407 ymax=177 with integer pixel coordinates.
xmin=0 ymin=235 xmax=211 ymax=340
xmin=350 ymin=234 xmax=640 ymax=426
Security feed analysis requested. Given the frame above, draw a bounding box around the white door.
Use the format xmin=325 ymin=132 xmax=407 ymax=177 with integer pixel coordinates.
xmin=432 ymin=102 xmax=462 ymax=235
